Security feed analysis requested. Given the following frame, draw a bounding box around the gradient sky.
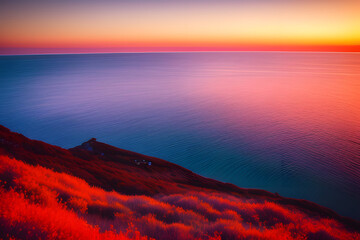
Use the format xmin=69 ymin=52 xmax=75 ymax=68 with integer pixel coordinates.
xmin=0 ymin=0 xmax=359 ymax=54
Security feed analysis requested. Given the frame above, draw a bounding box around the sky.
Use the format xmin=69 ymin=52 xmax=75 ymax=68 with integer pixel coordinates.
xmin=0 ymin=0 xmax=359 ymax=54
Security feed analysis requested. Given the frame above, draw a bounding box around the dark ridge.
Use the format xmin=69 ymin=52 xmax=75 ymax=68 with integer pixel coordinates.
xmin=0 ymin=124 xmax=359 ymax=231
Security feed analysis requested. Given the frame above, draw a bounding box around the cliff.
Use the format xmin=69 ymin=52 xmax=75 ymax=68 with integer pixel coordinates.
xmin=0 ymin=124 xmax=359 ymax=232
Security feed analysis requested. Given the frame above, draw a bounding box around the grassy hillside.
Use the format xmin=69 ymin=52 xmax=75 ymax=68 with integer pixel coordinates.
xmin=1 ymin=125 xmax=360 ymax=239
xmin=1 ymin=155 xmax=359 ymax=240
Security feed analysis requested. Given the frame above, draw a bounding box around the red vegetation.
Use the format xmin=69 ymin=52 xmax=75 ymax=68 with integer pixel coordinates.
xmin=1 ymin=123 xmax=358 ymax=230
xmin=1 ymin=155 xmax=359 ymax=240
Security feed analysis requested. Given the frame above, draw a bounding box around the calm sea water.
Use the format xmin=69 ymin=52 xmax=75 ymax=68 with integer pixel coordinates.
xmin=1 ymin=52 xmax=359 ymax=219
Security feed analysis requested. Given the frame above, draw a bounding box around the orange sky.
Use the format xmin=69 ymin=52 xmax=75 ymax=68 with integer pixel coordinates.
xmin=0 ymin=1 xmax=359 ymax=54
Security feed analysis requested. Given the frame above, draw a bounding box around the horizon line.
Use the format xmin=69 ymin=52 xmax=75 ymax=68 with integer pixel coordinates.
xmin=1 ymin=49 xmax=360 ymax=57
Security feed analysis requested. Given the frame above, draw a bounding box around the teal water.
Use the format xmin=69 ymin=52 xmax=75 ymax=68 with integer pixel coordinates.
xmin=1 ymin=52 xmax=359 ymax=219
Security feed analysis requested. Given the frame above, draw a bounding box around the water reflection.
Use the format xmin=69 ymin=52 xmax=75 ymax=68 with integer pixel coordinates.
xmin=0 ymin=52 xmax=359 ymax=219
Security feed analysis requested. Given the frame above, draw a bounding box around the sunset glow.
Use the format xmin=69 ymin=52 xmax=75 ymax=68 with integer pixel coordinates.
xmin=1 ymin=0 xmax=360 ymax=54
xmin=1 ymin=1 xmax=360 ymax=238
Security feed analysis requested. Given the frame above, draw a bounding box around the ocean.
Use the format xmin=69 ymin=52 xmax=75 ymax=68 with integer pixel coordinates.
xmin=1 ymin=52 xmax=359 ymax=219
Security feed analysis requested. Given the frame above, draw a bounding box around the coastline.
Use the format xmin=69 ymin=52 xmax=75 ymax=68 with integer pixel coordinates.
xmin=1 ymin=124 xmax=359 ymax=231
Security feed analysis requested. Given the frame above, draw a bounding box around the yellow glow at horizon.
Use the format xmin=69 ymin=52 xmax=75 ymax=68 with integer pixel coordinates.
xmin=1 ymin=1 xmax=359 ymax=48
